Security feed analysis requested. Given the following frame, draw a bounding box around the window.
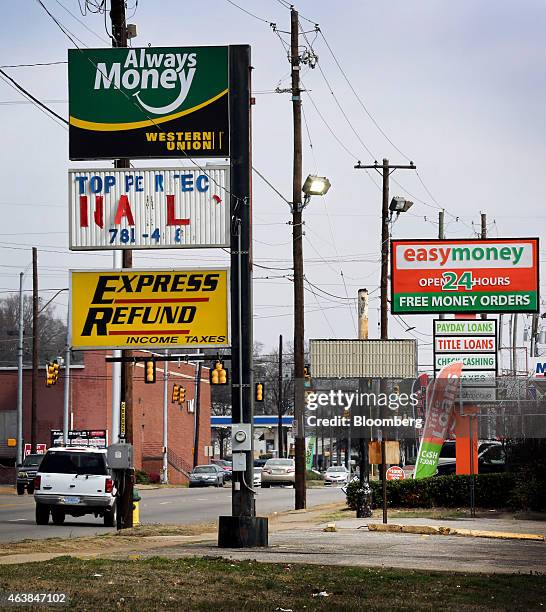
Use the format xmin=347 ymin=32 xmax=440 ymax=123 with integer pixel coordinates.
xmin=193 ymin=466 xmax=216 ymax=473
xmin=40 ymin=451 xmax=107 ymax=475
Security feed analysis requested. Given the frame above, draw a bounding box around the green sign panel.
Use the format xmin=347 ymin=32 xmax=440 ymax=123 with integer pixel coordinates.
xmin=68 ymin=46 xmax=229 ymax=160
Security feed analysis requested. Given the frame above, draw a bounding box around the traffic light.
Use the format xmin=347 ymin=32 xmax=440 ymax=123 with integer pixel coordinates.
xmin=171 ymin=384 xmax=180 ymax=403
xmin=304 ymin=365 xmax=311 ymax=388
xmin=179 ymin=386 xmax=186 ymax=403
xmin=144 ymin=360 xmax=156 ymax=384
xmin=210 ymin=360 xmax=228 ymax=385
xmin=46 ymin=361 xmax=57 ymax=387
xmin=255 ymin=382 xmax=264 ymax=402
xmin=343 ymin=407 xmax=350 ymax=419
xmin=52 ymin=361 xmax=60 ymax=385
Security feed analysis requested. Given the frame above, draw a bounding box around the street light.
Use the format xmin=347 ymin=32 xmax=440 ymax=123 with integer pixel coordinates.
xmin=293 ymin=173 xmax=331 ymax=510
xmin=389 ymin=196 xmax=413 ymax=215
xmin=302 ymin=175 xmax=331 ymax=201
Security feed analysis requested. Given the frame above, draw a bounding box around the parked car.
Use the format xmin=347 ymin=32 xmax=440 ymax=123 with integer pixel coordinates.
xmin=33 ymin=447 xmax=116 ymax=526
xmin=211 ymin=459 xmax=232 ymax=482
xmin=324 ymin=465 xmax=349 ymax=485
xmin=261 ymin=458 xmax=295 ymax=488
xmin=189 ymin=464 xmax=225 ymax=488
xmin=436 ymin=441 xmax=504 ymax=475
xmin=253 ymin=458 xmax=268 ymax=468
xmin=16 ymin=454 xmax=43 ymax=495
xmin=253 ymin=467 xmax=263 ymax=487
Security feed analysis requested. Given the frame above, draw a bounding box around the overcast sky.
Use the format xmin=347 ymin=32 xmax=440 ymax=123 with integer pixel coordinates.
xmin=1 ymin=0 xmax=545 ymax=371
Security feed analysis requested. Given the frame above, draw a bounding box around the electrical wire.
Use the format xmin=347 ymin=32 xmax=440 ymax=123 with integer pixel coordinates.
xmin=224 ymin=0 xmax=275 ymax=25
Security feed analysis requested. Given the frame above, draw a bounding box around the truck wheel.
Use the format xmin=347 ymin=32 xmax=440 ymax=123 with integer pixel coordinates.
xmin=16 ymin=484 xmax=25 ymax=495
xmin=261 ymin=483 xmax=270 ymax=488
xmin=104 ymin=503 xmax=116 ymax=527
xmin=35 ymin=503 xmax=50 ymax=525
xmin=27 ymin=484 xmax=34 ymax=495
xmin=51 ymin=509 xmax=65 ymax=525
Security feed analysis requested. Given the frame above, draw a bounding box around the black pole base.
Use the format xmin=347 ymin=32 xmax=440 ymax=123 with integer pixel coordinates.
xmin=218 ymin=516 xmax=268 ymax=548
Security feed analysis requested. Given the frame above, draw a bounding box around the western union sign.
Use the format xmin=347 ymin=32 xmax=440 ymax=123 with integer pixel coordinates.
xmin=70 ymin=269 xmax=229 ymax=349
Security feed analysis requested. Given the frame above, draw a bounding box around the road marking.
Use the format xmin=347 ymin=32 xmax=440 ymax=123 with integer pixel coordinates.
xmin=159 ymin=501 xmax=172 ymax=505
xmin=7 ymin=519 xmax=27 ymax=522
xmin=0 ymin=504 xmax=24 ymax=509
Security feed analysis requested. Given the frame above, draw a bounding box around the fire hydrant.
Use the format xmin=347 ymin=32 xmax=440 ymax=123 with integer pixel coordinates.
xmin=132 ymin=488 xmax=142 ymax=526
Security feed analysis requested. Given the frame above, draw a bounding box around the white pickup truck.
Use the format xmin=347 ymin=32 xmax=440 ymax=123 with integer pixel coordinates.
xmin=33 ymin=447 xmax=117 ymax=526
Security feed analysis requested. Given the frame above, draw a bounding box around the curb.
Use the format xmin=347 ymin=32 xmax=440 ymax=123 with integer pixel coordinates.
xmin=367 ymin=523 xmax=545 ymax=542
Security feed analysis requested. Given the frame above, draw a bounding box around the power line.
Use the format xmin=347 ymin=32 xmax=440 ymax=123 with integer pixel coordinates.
xmin=224 ymin=0 xmax=276 ymax=25
xmin=0 ymin=68 xmax=68 ymax=127
xmin=0 ymin=61 xmax=67 ymax=68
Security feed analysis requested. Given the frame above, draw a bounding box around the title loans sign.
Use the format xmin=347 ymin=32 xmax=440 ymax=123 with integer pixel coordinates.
xmin=391 ymin=238 xmax=539 ymax=314
xmin=68 ymin=46 xmax=228 ymax=160
xmin=69 ymin=167 xmax=229 ymax=250
xmin=70 ymin=269 xmax=229 ymax=350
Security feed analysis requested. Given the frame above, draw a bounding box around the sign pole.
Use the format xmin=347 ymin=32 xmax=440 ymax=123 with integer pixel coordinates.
xmin=218 ymin=45 xmax=268 ymax=548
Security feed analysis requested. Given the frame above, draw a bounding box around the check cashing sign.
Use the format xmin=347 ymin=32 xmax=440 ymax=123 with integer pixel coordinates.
xmin=70 ymin=269 xmax=229 ymax=350
xmin=391 ymin=238 xmax=539 ymax=314
xmin=68 ymin=46 xmax=228 ymax=159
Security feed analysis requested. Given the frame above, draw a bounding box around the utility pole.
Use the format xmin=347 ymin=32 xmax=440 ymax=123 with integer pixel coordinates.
xmin=291 ymin=7 xmax=306 ymax=510
xmin=439 ymin=211 xmax=446 ymax=321
xmin=110 ymin=0 xmax=133 ymax=529
xmin=161 ymin=351 xmax=169 ymax=484
xmin=193 ymin=362 xmax=202 ymax=468
xmin=31 ymin=247 xmax=38 ymax=453
xmin=481 ymin=213 xmax=487 ymax=320
xmin=277 ymin=334 xmax=284 ymax=458
xmin=355 ymin=158 xmax=415 ymax=523
xmin=16 ymin=272 xmax=24 ymax=466
xmin=62 ymin=313 xmax=71 ymax=446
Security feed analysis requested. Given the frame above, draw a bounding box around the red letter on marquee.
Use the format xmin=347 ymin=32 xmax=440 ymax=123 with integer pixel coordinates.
xmin=166 ymin=194 xmax=190 ymax=226
xmin=113 ymin=195 xmax=135 ymax=226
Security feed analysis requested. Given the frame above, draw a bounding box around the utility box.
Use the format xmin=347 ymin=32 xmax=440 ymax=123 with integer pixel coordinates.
xmin=231 ymin=423 xmax=252 ymax=452
xmin=107 ymin=443 xmax=134 ymax=470
xmin=232 ymin=452 xmax=247 ymax=472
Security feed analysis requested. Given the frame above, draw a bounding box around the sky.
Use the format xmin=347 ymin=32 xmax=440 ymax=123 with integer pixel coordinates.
xmin=1 ymin=0 xmax=545 ymax=372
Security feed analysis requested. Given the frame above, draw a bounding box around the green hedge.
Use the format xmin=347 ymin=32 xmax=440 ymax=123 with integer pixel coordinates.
xmin=345 ymin=473 xmax=518 ymax=511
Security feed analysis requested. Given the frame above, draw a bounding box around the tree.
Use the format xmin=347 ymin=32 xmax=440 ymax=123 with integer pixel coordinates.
xmin=0 ymin=295 xmax=67 ymax=367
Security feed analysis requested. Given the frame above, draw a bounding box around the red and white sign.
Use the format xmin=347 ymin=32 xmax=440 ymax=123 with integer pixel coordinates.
xmin=386 ymin=466 xmax=405 ymax=480
xmin=69 ymin=166 xmax=229 ymax=250
xmin=391 ymin=238 xmax=539 ymax=314
xmin=23 ymin=443 xmax=46 ymax=457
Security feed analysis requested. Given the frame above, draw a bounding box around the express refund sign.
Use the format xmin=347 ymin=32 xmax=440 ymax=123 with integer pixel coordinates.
xmin=70 ymin=269 xmax=229 ymax=350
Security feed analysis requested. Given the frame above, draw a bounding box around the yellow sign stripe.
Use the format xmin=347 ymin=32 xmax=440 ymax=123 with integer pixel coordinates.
xmin=69 ymin=88 xmax=228 ymax=132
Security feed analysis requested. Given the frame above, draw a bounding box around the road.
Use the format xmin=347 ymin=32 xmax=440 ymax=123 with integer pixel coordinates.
xmin=0 ymin=485 xmax=343 ymax=544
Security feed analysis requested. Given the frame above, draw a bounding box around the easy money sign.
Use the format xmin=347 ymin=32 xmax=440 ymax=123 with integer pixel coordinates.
xmin=70 ymin=269 xmax=229 ymax=350
xmin=391 ymin=238 xmax=539 ymax=314
xmin=68 ymin=46 xmax=228 ymax=159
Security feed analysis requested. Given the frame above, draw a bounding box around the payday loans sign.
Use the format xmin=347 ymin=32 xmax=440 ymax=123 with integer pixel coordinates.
xmin=68 ymin=46 xmax=228 ymax=159
xmin=391 ymin=238 xmax=539 ymax=314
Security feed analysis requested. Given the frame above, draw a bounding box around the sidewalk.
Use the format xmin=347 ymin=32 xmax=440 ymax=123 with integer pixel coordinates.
xmin=1 ymin=504 xmax=543 ymax=574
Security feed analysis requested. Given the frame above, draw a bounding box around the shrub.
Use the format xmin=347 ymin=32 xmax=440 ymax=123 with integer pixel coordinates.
xmin=148 ymin=472 xmax=161 ymax=484
xmin=135 ymin=469 xmax=150 ymax=485
xmin=345 ymin=473 xmax=518 ymax=511
xmin=306 ymin=469 xmax=323 ymax=481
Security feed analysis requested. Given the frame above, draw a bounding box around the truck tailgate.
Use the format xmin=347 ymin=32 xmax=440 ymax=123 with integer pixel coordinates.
xmin=39 ymin=473 xmax=109 ymax=496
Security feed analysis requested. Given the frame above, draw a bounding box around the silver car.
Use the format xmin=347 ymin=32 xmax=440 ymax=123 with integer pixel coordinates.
xmin=261 ymin=458 xmax=295 ymax=488
xmin=324 ymin=465 xmax=349 ymax=485
xmin=188 ymin=465 xmax=224 ymax=488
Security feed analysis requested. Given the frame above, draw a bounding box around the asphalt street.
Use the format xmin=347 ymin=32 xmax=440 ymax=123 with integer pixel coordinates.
xmin=0 ymin=485 xmax=343 ymax=544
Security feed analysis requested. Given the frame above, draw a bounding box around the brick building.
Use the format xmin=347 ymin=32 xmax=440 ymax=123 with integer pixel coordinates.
xmin=0 ymin=351 xmax=211 ymax=484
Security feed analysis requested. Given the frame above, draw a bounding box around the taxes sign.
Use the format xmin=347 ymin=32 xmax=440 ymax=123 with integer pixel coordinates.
xmin=68 ymin=46 xmax=229 ymax=159
xmin=433 ymin=319 xmax=497 ymax=402
xmin=70 ymin=269 xmax=229 ymax=350
xmin=69 ymin=167 xmax=229 ymax=250
xmin=391 ymin=238 xmax=539 ymax=314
